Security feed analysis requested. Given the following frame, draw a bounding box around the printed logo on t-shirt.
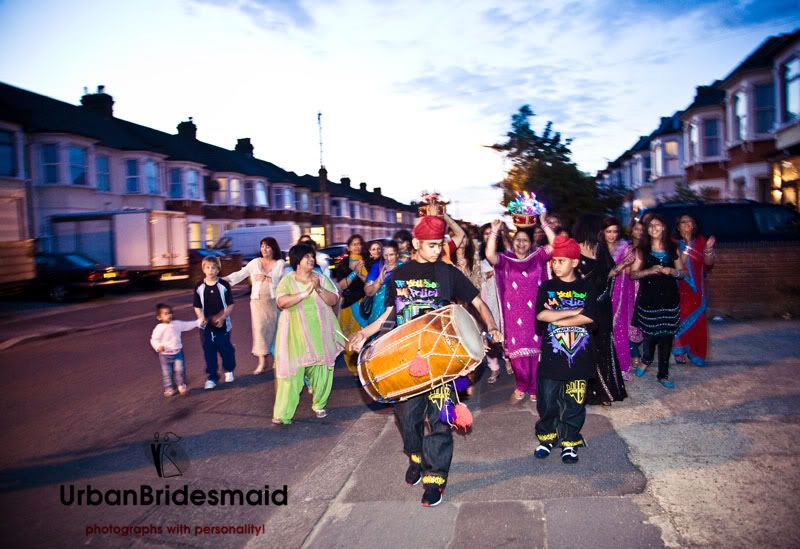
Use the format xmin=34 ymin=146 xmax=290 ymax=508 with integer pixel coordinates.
xmin=394 ymin=278 xmax=445 ymax=325
xmin=546 ymin=289 xmax=590 ymax=365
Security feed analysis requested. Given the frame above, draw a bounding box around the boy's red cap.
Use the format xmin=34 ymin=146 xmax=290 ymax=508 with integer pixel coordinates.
xmin=551 ymin=234 xmax=580 ymax=259
xmin=413 ymin=216 xmax=446 ymax=240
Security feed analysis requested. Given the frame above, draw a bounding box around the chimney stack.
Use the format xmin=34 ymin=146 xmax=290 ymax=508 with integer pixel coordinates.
xmin=340 ymin=177 xmax=351 ymax=187
xmin=359 ymin=182 xmax=367 ymax=191
xmin=80 ymin=85 xmax=114 ymax=118
xmin=374 ymin=187 xmax=381 ymax=195
xmin=177 ymin=117 xmax=197 ymax=139
xmin=235 ymin=138 xmax=254 ymax=156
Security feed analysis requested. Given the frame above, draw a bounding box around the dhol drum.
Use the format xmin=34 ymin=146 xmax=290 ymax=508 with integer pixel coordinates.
xmin=357 ymin=304 xmax=485 ymax=402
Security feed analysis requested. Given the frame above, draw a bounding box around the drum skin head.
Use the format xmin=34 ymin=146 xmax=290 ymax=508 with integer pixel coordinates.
xmin=451 ymin=305 xmax=485 ymax=361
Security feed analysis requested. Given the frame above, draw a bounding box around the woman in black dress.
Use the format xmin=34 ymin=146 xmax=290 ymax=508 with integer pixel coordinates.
xmin=630 ymin=214 xmax=684 ymax=388
xmin=573 ymin=215 xmax=628 ymax=406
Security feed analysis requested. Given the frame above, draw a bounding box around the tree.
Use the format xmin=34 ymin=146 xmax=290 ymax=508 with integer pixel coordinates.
xmin=666 ymin=180 xmax=701 ymax=203
xmin=490 ymin=105 xmax=599 ymax=227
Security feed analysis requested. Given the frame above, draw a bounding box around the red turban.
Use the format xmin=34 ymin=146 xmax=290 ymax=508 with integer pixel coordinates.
xmin=551 ymin=235 xmax=580 ymax=259
xmin=413 ymin=216 xmax=446 ymax=240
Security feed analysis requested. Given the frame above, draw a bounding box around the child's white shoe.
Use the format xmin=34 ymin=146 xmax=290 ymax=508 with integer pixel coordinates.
xmin=224 ymin=372 xmax=234 ymax=383
xmin=204 ymin=380 xmax=217 ymax=390
xmin=163 ymin=388 xmax=177 ymax=398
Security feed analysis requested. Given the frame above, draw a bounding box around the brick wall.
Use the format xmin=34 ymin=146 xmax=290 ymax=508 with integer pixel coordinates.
xmin=706 ymin=242 xmax=800 ymax=318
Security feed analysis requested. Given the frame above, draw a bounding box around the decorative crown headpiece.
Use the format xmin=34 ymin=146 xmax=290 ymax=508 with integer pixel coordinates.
xmin=506 ymin=191 xmax=546 ymax=228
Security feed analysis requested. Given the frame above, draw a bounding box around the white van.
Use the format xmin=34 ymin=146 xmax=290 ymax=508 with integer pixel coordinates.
xmin=215 ymin=223 xmax=302 ymax=261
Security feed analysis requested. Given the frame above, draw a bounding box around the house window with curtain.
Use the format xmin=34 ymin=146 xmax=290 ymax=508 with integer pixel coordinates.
xmin=126 ymin=159 xmax=140 ymax=193
xmin=782 ymin=58 xmax=800 ymax=123
xmin=283 ymin=188 xmax=293 ymax=210
xmin=169 ymin=168 xmax=183 ymax=198
xmin=703 ymin=119 xmax=720 ymax=157
xmin=96 ymin=155 xmax=110 ymax=191
xmin=664 ymin=141 xmax=679 ymax=174
xmin=255 ymin=181 xmax=268 ymax=206
xmin=186 ymin=169 xmax=200 ymax=199
xmin=144 ymin=160 xmax=159 ymax=194
xmin=734 ymin=90 xmax=747 ymax=140
xmin=229 ymin=178 xmax=241 ymax=204
xmin=40 ymin=144 xmax=59 ymax=184
xmin=755 ymin=83 xmax=775 ymax=133
xmin=0 ymin=130 xmax=15 ymax=177
xmin=273 ymin=187 xmax=284 ymax=209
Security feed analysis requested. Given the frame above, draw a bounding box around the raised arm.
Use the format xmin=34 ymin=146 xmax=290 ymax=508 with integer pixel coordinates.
xmin=349 ymin=306 xmax=394 ymax=352
xmin=485 ymin=219 xmax=504 ymax=266
xmin=443 ymin=213 xmax=466 ymax=251
xmin=540 ymin=212 xmax=556 ymax=251
xmin=224 ymin=261 xmax=253 ymax=287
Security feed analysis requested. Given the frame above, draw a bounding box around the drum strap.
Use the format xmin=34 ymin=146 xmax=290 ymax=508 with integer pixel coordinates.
xmin=434 ymin=261 xmax=453 ymax=304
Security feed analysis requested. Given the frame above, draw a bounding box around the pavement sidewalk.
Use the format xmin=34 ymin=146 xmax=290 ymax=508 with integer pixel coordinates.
xmin=246 ymin=320 xmax=800 ymax=549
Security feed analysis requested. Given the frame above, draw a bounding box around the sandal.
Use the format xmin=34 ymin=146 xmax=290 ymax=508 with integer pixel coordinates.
xmin=512 ymin=389 xmax=525 ymax=401
xmin=314 ymin=409 xmax=328 ymax=419
xmin=487 ymin=371 xmax=499 ymax=384
xmin=271 ymin=418 xmax=284 ymax=425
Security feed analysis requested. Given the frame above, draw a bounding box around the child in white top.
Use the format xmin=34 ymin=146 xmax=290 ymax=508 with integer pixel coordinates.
xmin=150 ymin=303 xmax=203 ymax=397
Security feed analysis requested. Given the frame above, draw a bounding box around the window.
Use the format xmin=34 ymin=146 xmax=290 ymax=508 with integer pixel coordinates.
xmin=245 ymin=180 xmax=268 ymax=207
xmin=68 ymin=146 xmax=87 ymax=185
xmin=228 ymin=178 xmax=241 ymax=204
xmin=186 ymin=169 xmax=200 ymax=199
xmin=126 ymin=159 xmax=139 ymax=193
xmin=688 ymin=122 xmax=699 ymax=163
xmin=96 ymin=155 xmax=110 ymax=191
xmin=332 ymin=199 xmax=342 ymax=217
xmin=643 ymin=154 xmax=651 ymax=182
xmin=734 ymin=90 xmax=747 ymax=140
xmin=300 ymin=192 xmax=309 ymax=211
xmin=313 ymin=195 xmax=321 ymax=214
xmin=256 ymin=182 xmax=268 ymax=206
xmin=283 ymin=188 xmax=293 ymax=210
xmin=215 ymin=177 xmax=228 ymax=204
xmin=205 ymin=223 xmax=221 ymax=247
xmin=396 ymin=211 xmax=403 ymax=224
xmin=144 ymin=160 xmax=159 ymax=194
xmin=664 ymin=141 xmax=679 ymax=174
xmin=273 ymin=187 xmax=284 ymax=209
xmin=703 ymin=119 xmax=720 ymax=157
xmin=169 ymin=168 xmax=183 ymax=198
xmin=189 ymin=222 xmax=202 ymax=249
xmin=0 ymin=130 xmax=15 ymax=177
xmin=41 ymin=144 xmax=59 ymax=184
xmin=294 ymin=191 xmax=302 ymax=211
xmin=754 ymin=83 xmax=775 ymax=134
xmin=349 ymin=202 xmax=358 ymax=218
xmin=782 ymin=58 xmax=800 ymax=123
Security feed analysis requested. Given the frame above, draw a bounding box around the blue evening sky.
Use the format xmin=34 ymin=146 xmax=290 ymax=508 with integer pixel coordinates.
xmin=0 ymin=0 xmax=797 ymax=222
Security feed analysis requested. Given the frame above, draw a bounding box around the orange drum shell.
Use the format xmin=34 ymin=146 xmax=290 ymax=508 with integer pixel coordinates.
xmin=358 ymin=306 xmax=482 ymax=402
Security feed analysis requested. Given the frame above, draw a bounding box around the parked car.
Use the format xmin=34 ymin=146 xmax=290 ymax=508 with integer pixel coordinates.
xmin=640 ymin=201 xmax=800 ymax=242
xmin=34 ymin=253 xmax=129 ymax=302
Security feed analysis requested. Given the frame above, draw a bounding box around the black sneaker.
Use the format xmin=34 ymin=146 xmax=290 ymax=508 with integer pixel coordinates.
xmin=534 ymin=444 xmax=552 ymax=459
xmin=405 ymin=463 xmax=422 ymax=486
xmin=421 ymin=485 xmax=443 ymax=507
xmin=561 ymin=447 xmax=579 ymax=464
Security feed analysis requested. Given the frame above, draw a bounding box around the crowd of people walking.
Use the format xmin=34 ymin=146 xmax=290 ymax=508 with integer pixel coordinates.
xmin=149 ymin=207 xmax=716 ymax=504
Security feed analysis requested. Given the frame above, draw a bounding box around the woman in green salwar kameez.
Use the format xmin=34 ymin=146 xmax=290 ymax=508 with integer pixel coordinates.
xmin=273 ymin=244 xmax=344 ymax=424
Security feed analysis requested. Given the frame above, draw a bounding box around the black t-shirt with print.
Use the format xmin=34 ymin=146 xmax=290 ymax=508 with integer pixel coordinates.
xmin=535 ymin=277 xmax=597 ymax=381
xmin=385 ymin=260 xmax=479 ymax=326
xmin=193 ymin=279 xmax=234 ymax=331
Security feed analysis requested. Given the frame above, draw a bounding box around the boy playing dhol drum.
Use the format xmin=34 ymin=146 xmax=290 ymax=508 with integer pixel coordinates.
xmin=350 ymin=215 xmax=502 ymax=508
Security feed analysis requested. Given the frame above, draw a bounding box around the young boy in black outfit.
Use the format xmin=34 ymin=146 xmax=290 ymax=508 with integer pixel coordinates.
xmin=350 ymin=215 xmax=503 ymax=507
xmin=193 ymin=256 xmax=236 ymax=390
xmin=534 ymin=234 xmax=597 ymax=464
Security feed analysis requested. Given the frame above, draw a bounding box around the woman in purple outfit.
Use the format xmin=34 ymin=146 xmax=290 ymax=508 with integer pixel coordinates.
xmin=486 ymin=213 xmax=554 ymax=402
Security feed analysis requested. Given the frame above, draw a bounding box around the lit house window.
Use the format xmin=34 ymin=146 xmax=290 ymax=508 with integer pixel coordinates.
xmin=186 ymin=169 xmax=200 ymax=199
xmin=283 ymin=188 xmax=293 ymax=210
xmin=229 ymin=178 xmax=241 ymax=204
xmin=41 ymin=144 xmax=59 ymax=184
xmin=145 ymin=160 xmax=159 ymax=194
xmin=169 ymin=168 xmax=183 ymax=198
xmin=755 ymin=83 xmax=775 ymax=133
xmin=126 ymin=159 xmax=139 ymax=193
xmin=781 ymin=58 xmax=800 ymax=123
xmin=703 ymin=119 xmax=720 ymax=157
xmin=69 ymin=146 xmax=87 ymax=185
xmin=734 ymin=90 xmax=747 ymax=140
xmin=664 ymin=141 xmax=679 ymax=174
xmin=96 ymin=155 xmax=110 ymax=191
xmin=215 ymin=177 xmax=228 ymax=204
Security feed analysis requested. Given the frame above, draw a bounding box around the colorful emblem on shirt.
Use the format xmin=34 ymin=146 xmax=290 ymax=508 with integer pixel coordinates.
xmin=545 ymin=289 xmax=589 ymax=366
